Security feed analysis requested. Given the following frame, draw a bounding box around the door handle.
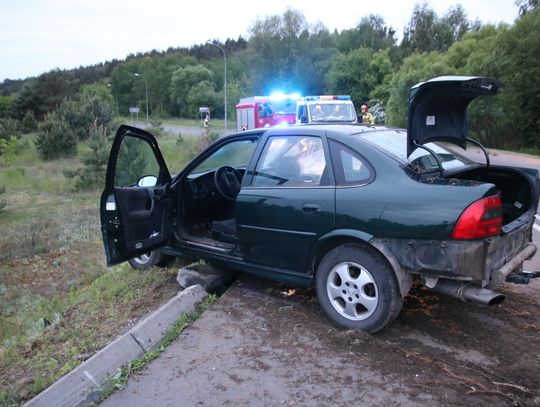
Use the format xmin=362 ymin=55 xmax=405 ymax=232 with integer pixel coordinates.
xmin=302 ymin=204 xmax=321 ymax=213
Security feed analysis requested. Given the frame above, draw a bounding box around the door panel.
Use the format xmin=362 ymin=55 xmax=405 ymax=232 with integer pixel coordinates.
xmin=114 ymin=185 xmax=171 ymax=251
xmin=100 ymin=125 xmax=172 ymax=265
xmin=237 ymin=188 xmax=335 ymax=272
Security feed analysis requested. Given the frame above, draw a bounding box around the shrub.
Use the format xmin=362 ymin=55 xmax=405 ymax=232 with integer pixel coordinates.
xmin=176 ymin=133 xmax=185 ymax=145
xmin=35 ymin=112 xmax=77 ymax=160
xmin=79 ymin=96 xmax=114 ymax=138
xmin=198 ymin=131 xmax=219 ymax=150
xmin=0 ymin=118 xmax=20 ymax=140
xmin=21 ymin=111 xmax=37 ymax=133
xmin=64 ymin=124 xmax=111 ymax=190
xmin=0 ymin=136 xmax=19 ymax=165
xmin=53 ymin=96 xmax=114 ymax=142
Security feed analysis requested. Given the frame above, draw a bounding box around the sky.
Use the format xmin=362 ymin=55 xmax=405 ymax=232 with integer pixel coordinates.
xmin=0 ymin=0 xmax=520 ymax=82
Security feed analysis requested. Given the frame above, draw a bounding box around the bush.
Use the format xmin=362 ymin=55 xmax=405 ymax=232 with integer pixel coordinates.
xmin=0 ymin=136 xmax=19 ymax=165
xmin=35 ymin=112 xmax=77 ymax=160
xmin=21 ymin=111 xmax=37 ymax=133
xmin=53 ymin=96 xmax=114 ymax=142
xmin=198 ymin=131 xmax=219 ymax=150
xmin=64 ymin=124 xmax=111 ymax=190
xmin=0 ymin=118 xmax=20 ymax=140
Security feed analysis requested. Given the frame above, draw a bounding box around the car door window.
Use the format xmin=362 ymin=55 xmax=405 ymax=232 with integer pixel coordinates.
xmin=329 ymin=140 xmax=374 ymax=186
xmin=114 ymin=136 xmax=161 ymax=187
xmin=252 ymin=136 xmax=328 ymax=187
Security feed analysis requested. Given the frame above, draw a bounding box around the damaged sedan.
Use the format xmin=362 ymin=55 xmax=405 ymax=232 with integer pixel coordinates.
xmin=100 ymin=76 xmax=539 ymax=333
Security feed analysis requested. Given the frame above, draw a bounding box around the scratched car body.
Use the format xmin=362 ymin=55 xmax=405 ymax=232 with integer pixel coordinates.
xmin=100 ymin=76 xmax=539 ymax=333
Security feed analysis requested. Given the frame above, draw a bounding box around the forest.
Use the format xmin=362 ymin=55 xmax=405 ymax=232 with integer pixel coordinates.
xmin=0 ymin=1 xmax=539 ymax=154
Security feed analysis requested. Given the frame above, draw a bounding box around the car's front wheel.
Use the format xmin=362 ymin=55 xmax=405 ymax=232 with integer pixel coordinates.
xmin=315 ymin=243 xmax=402 ymax=334
xmin=128 ymin=250 xmax=173 ymax=270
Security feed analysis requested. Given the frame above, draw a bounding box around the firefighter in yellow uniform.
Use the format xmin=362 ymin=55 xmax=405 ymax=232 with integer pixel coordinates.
xmin=360 ymin=104 xmax=374 ymax=124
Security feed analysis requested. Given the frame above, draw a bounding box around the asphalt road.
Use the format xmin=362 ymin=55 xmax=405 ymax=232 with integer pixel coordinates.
xmin=130 ymin=121 xmax=236 ymax=137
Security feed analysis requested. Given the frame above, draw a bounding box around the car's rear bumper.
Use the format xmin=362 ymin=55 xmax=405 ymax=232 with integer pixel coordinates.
xmin=373 ymin=219 xmax=535 ymax=283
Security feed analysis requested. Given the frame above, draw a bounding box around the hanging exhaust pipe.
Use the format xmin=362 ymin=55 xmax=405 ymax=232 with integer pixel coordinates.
xmin=431 ymin=279 xmax=506 ymax=306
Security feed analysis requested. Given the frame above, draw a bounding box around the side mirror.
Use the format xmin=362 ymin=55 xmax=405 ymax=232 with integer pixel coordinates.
xmin=137 ymin=175 xmax=158 ymax=187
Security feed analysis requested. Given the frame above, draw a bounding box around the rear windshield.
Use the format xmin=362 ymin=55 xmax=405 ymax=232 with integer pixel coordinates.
xmin=357 ymin=130 xmax=474 ymax=172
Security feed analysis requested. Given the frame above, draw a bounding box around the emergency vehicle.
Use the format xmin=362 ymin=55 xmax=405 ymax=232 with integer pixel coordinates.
xmin=295 ymin=95 xmax=357 ymax=124
xmin=236 ymin=94 xmax=299 ymax=131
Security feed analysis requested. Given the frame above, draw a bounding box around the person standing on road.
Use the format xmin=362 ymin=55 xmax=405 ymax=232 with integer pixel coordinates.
xmin=203 ymin=115 xmax=210 ymax=135
xmin=360 ymin=104 xmax=374 ymax=125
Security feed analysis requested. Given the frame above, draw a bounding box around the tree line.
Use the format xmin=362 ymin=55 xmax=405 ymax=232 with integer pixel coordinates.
xmin=0 ymin=1 xmax=539 ymax=151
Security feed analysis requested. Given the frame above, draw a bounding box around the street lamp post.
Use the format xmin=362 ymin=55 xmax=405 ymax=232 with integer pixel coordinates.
xmin=134 ymin=72 xmax=149 ymax=125
xmin=107 ymin=83 xmax=119 ymax=115
xmin=206 ymin=41 xmax=227 ymax=131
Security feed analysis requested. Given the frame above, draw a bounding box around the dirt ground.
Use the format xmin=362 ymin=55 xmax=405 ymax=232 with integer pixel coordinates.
xmin=101 ymin=274 xmax=540 ymax=407
xmin=251 ymin=277 xmax=540 ymax=406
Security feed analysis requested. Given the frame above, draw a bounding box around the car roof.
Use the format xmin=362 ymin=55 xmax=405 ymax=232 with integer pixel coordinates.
xmin=234 ymin=124 xmax=397 ymax=139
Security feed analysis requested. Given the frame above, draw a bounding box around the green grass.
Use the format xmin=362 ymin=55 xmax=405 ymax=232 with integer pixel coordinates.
xmin=0 ymin=127 xmax=203 ymax=406
xmin=0 ymin=263 xmax=180 ymax=405
xmin=516 ymin=147 xmax=540 ymax=157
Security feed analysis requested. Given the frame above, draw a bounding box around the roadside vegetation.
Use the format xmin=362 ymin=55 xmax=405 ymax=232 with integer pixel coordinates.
xmin=0 ymin=112 xmax=207 ymax=405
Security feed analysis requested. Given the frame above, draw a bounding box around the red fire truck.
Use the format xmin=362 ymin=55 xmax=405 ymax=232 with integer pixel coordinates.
xmin=236 ymin=93 xmax=300 ymax=131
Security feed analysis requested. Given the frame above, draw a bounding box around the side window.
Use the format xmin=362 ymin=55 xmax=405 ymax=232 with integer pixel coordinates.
xmin=252 ymin=136 xmax=328 ymax=187
xmin=329 ymin=140 xmax=373 ymax=186
xmin=114 ymin=136 xmax=160 ymax=187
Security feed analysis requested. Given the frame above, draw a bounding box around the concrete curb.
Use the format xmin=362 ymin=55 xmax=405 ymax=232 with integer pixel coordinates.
xmin=24 ymin=285 xmax=208 ymax=407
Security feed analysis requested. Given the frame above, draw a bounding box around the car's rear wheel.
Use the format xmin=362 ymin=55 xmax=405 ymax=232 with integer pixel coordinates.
xmin=128 ymin=250 xmax=173 ymax=270
xmin=315 ymin=243 xmax=402 ymax=334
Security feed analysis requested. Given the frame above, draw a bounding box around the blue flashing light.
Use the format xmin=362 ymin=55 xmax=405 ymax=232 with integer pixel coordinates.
xmin=270 ymin=91 xmax=302 ymax=101
xmin=270 ymin=91 xmax=286 ymax=100
xmin=302 ymin=95 xmax=351 ymax=101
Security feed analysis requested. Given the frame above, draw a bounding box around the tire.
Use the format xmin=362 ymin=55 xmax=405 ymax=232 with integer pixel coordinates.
xmin=127 ymin=250 xmax=173 ymax=270
xmin=315 ymin=243 xmax=402 ymax=334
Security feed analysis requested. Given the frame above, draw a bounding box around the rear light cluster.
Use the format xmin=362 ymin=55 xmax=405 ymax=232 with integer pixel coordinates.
xmin=451 ymin=195 xmax=502 ymax=239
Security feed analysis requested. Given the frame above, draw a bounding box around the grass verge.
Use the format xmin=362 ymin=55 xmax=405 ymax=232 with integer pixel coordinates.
xmin=0 ymin=263 xmax=182 ymax=407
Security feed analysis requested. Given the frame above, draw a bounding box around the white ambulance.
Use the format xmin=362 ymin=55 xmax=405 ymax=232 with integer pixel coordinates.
xmin=295 ymin=95 xmax=357 ymax=124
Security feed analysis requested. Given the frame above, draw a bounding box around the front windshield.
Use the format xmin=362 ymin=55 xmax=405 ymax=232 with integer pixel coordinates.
xmin=191 ymin=139 xmax=258 ymax=174
xmin=272 ymin=99 xmax=296 ymax=115
xmin=357 ymin=130 xmax=474 ymax=172
xmin=308 ymin=103 xmax=357 ymax=122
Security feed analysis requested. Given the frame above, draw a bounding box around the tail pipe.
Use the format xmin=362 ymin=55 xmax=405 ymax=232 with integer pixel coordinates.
xmin=431 ymin=279 xmax=506 ymax=306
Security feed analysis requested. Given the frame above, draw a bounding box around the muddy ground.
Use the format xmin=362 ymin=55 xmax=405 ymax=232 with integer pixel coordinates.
xmin=101 ymin=274 xmax=540 ymax=407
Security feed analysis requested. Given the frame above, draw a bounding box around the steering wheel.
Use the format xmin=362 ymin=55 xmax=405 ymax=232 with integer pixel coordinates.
xmin=214 ymin=166 xmax=242 ymax=200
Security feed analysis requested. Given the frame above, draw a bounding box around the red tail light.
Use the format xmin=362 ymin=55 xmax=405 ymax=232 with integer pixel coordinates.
xmin=451 ymin=195 xmax=502 ymax=239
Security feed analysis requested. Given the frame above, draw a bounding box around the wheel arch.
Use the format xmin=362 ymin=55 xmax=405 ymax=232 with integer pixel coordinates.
xmin=309 ymin=229 xmax=412 ymax=297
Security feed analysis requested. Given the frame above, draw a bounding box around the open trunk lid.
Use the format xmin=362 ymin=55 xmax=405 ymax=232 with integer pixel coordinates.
xmin=407 ymin=76 xmax=503 ymax=157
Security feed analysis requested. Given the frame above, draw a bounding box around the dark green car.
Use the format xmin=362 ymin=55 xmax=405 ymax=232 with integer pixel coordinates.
xmin=101 ymin=76 xmax=539 ymax=333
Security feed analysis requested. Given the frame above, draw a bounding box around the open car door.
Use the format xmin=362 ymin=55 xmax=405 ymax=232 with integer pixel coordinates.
xmin=407 ymin=76 xmax=502 ymax=157
xmin=100 ymin=125 xmax=172 ymax=265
